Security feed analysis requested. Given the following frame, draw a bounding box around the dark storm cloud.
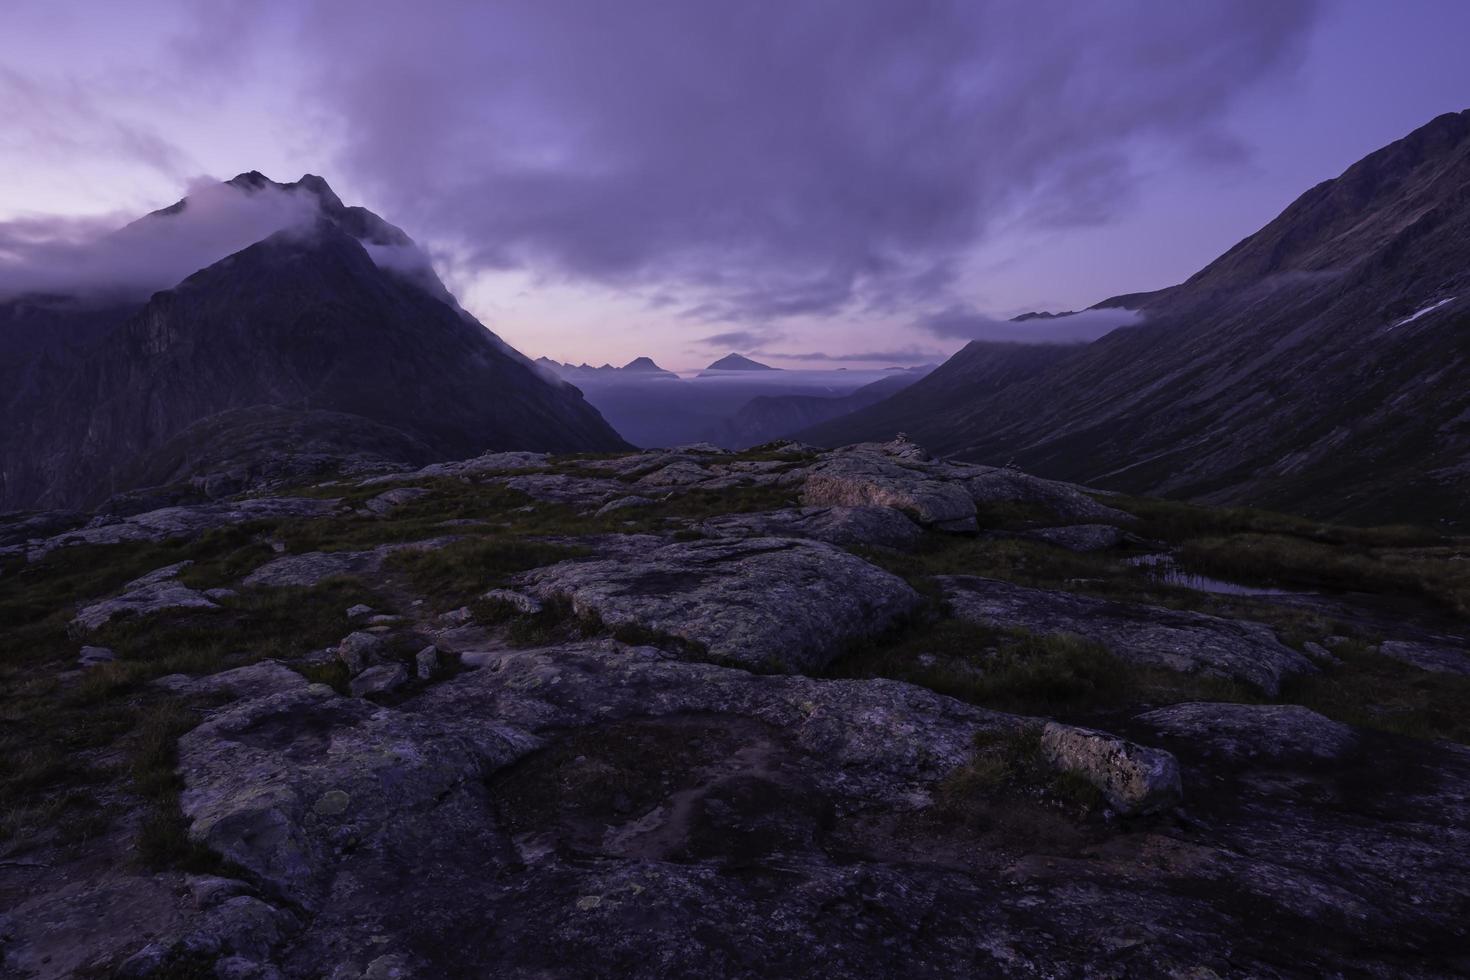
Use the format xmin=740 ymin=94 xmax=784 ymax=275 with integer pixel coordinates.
xmin=280 ymin=0 xmax=1318 ymax=321
xmin=920 ymin=305 xmax=1143 ymax=344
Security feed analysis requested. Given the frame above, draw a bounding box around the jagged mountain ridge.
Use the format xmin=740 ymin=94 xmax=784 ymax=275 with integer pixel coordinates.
xmin=801 ymin=109 xmax=1470 ymax=524
xmin=0 ymin=174 xmax=628 ymax=510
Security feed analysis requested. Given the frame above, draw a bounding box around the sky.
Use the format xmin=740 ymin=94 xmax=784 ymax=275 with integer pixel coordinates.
xmin=2 ymin=0 xmax=1469 ymax=371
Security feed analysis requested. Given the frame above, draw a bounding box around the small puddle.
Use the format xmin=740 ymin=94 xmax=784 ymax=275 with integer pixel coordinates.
xmin=1127 ymin=554 xmax=1303 ymax=597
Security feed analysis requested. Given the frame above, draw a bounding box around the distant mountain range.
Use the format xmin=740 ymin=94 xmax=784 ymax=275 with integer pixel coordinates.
xmin=802 ymin=109 xmax=1470 ymax=524
xmin=0 ymin=173 xmax=628 ymax=510
xmin=537 ymin=356 xmax=681 ymax=382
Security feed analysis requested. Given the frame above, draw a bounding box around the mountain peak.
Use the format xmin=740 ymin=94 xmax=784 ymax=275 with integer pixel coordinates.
xmin=705 ymin=353 xmax=776 ymax=372
xmin=622 ymin=356 xmax=669 ymax=372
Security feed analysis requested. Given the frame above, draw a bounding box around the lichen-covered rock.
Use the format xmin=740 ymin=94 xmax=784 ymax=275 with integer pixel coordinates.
xmin=959 ymin=468 xmax=1132 ymax=524
xmin=349 ymin=662 xmax=410 ymax=699
xmin=698 ymin=506 xmax=923 ymax=551
xmin=518 ymin=536 xmax=921 ymax=672
xmin=595 ymin=495 xmax=656 ymax=516
xmin=178 ymin=685 xmax=540 ymax=908
xmin=1040 ymin=722 xmax=1183 ymax=815
xmin=24 ymin=496 xmax=340 ymax=561
xmin=155 ymin=661 xmax=308 ymax=702
xmin=1136 ymin=702 xmax=1357 ymax=762
xmin=363 ymin=486 xmax=430 ymax=516
xmin=941 ymin=575 xmax=1314 ymax=694
xmin=77 ymin=645 xmax=116 ymax=668
xmin=800 ymin=451 xmax=976 ymax=528
xmin=336 ymin=632 xmax=384 ymax=674
xmin=479 ymin=588 xmax=543 ymax=615
xmin=1378 ymin=639 xmax=1470 ymax=676
xmin=71 ymin=564 xmax=219 ymax=633
xmin=242 ymin=536 xmax=459 ymax=589
xmin=1025 ymin=523 xmax=1128 ymax=552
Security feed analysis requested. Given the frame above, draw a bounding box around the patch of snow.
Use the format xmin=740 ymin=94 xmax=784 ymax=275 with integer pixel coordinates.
xmin=1388 ymin=297 xmax=1455 ymax=331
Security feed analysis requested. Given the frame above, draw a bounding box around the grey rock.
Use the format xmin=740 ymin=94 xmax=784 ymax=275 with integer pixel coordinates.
xmin=1378 ymin=639 xmax=1470 ymax=676
xmin=336 ymin=632 xmax=384 ymax=674
xmin=204 ymin=587 xmax=239 ymax=601
xmin=415 ymin=646 xmax=439 ymax=681
xmin=480 ymin=588 xmax=543 ymax=615
xmin=595 ymin=495 xmax=656 ymax=516
xmin=24 ymin=496 xmax=340 ymax=562
xmin=179 ymin=684 xmax=540 ymax=907
xmin=635 ymin=461 xmax=712 ymax=487
xmin=502 ymin=473 xmax=626 ymax=507
xmin=71 ymin=572 xmax=219 ymax=633
xmin=77 ymin=645 xmax=116 ymax=668
xmin=360 ymin=451 xmax=550 ymax=485
xmin=243 ymin=536 xmax=459 ymax=589
xmin=349 ymin=663 xmax=410 ymax=699
xmin=1136 ymin=702 xmax=1356 ymax=762
xmin=698 ymin=506 xmax=924 ymax=551
xmin=154 ymin=661 xmax=309 ymax=702
xmin=941 ymin=575 xmax=1314 ymax=694
xmin=363 ymin=486 xmax=431 ymax=516
xmin=960 ymin=468 xmax=1132 ymax=524
xmin=518 ymin=536 xmax=921 ymax=672
xmin=1040 ymin=722 xmax=1183 ymax=815
xmin=800 ymin=448 xmax=976 ymax=527
xmin=1025 ymin=523 xmax=1127 ymax=552
xmin=345 ymin=604 xmax=375 ymax=619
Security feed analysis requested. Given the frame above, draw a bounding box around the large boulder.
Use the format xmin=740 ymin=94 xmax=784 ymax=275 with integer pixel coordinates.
xmin=1040 ymin=722 xmax=1183 ymax=815
xmin=518 ymin=537 xmax=922 ymax=673
xmin=71 ymin=562 xmax=218 ymax=633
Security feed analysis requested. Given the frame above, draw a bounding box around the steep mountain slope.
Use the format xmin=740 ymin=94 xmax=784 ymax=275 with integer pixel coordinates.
xmin=803 ymin=109 xmax=1470 ymax=524
xmin=708 ymin=368 xmax=933 ymax=448
xmin=799 ymin=342 xmax=1080 ymax=448
xmin=0 ymin=175 xmax=627 ymax=510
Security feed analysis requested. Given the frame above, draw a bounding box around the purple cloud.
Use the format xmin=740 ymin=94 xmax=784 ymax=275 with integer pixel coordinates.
xmin=276 ymin=0 xmax=1317 ymax=322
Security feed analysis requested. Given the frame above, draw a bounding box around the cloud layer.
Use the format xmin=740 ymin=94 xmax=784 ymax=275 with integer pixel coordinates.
xmin=0 ymin=180 xmax=319 ymax=300
xmin=921 ymin=306 xmax=1144 ymax=344
xmin=286 ymin=0 xmax=1318 ymax=322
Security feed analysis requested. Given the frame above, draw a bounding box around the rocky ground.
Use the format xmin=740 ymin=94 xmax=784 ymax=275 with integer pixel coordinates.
xmin=1 ymin=438 xmax=1468 ymax=978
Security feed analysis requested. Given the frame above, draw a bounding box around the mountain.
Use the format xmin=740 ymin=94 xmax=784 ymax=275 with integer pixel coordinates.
xmin=0 ymin=173 xmax=628 ymax=510
xmin=802 ymin=109 xmax=1470 ymax=525
xmin=539 ymin=356 xmax=680 ymax=381
xmin=701 ymin=353 xmax=777 ymax=374
xmin=706 ymin=368 xmax=933 ymax=448
xmin=800 ymin=343 xmax=1079 ymax=449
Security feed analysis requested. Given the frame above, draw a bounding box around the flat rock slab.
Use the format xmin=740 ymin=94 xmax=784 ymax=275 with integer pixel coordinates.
xmin=25 ymin=496 xmax=340 ymax=561
xmin=698 ymin=506 xmax=923 ymax=551
xmin=1378 ymin=639 xmax=1470 ymax=676
xmin=940 ymin=575 xmax=1314 ymax=694
xmin=359 ymin=451 xmax=550 ymax=485
xmin=241 ymin=536 xmax=460 ymax=589
xmin=154 ymin=639 xmax=1470 ymax=978
xmin=518 ymin=536 xmax=922 ymax=672
xmin=1025 ymin=523 xmax=1128 ymax=552
xmin=71 ymin=567 xmax=218 ymax=633
xmin=1136 ymin=702 xmax=1356 ymax=762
